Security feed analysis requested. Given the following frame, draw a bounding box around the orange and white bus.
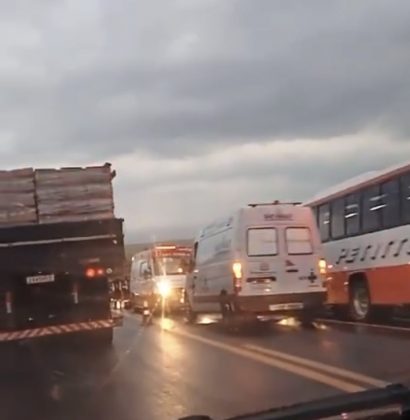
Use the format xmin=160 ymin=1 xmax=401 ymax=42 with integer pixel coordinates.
xmin=304 ymin=160 xmax=410 ymax=321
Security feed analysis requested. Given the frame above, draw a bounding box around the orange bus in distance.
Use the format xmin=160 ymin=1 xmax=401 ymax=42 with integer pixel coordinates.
xmin=304 ymin=160 xmax=410 ymax=321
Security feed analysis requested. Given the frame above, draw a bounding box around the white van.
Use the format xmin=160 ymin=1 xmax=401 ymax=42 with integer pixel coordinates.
xmin=185 ymin=202 xmax=327 ymax=324
xmin=130 ymin=244 xmax=192 ymax=312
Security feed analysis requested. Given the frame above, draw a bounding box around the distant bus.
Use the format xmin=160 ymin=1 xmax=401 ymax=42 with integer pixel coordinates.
xmin=304 ymin=160 xmax=410 ymax=321
xmin=130 ymin=244 xmax=192 ymax=312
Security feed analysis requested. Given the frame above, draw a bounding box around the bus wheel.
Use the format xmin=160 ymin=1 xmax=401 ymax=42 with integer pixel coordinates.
xmin=349 ymin=281 xmax=371 ymax=322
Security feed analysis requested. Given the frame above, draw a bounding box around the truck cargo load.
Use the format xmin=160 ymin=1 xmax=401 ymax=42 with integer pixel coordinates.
xmin=0 ymin=163 xmax=115 ymax=226
xmin=0 ymin=163 xmax=124 ymax=346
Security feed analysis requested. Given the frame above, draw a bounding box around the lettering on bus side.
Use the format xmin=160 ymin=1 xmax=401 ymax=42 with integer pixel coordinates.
xmin=335 ymin=237 xmax=410 ymax=265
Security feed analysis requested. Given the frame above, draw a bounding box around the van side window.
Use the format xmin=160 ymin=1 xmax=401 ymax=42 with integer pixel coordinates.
xmin=196 ymin=237 xmax=210 ymax=265
xmin=247 ymin=228 xmax=278 ymax=256
xmin=193 ymin=242 xmax=198 ymax=260
xmin=286 ymin=227 xmax=313 ymax=255
xmin=189 ymin=242 xmax=198 ymax=271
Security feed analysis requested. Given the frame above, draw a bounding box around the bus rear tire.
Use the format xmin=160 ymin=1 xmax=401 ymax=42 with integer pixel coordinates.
xmin=349 ymin=280 xmax=371 ymax=322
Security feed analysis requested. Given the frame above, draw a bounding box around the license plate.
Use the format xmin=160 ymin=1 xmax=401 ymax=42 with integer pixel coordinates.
xmin=26 ymin=274 xmax=55 ymax=285
xmin=269 ymin=302 xmax=304 ymax=311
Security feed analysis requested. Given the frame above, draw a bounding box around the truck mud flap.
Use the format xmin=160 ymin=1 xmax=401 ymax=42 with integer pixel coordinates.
xmin=0 ymin=318 xmax=121 ymax=343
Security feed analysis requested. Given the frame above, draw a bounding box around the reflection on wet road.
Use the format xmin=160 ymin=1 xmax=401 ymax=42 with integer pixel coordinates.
xmin=1 ymin=312 xmax=410 ymax=420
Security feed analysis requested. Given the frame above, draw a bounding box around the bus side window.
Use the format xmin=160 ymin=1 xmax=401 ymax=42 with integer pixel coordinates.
xmin=331 ymin=197 xmax=345 ymax=239
xmin=362 ymin=184 xmax=382 ymax=233
xmin=400 ymin=173 xmax=410 ymax=225
xmin=382 ymin=179 xmax=400 ymax=228
xmin=318 ymin=204 xmax=330 ymax=242
xmin=345 ymin=193 xmax=360 ymax=236
xmin=139 ymin=261 xmax=149 ymax=280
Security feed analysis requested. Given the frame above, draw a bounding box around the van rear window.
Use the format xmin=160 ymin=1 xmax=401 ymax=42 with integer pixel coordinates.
xmin=247 ymin=228 xmax=278 ymax=256
xmin=286 ymin=227 xmax=313 ymax=255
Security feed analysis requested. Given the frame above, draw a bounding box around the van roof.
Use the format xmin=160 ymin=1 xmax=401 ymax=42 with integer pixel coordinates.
xmin=241 ymin=202 xmax=311 ymax=222
xmin=197 ymin=203 xmax=312 ymax=240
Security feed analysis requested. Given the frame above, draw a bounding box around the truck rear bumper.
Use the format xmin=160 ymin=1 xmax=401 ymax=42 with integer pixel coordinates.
xmin=235 ymin=292 xmax=326 ymax=316
xmin=0 ymin=315 xmax=122 ymax=343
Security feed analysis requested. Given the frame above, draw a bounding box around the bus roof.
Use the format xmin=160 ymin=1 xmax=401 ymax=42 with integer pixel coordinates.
xmin=131 ymin=243 xmax=192 ymax=260
xmin=305 ymin=159 xmax=410 ymax=207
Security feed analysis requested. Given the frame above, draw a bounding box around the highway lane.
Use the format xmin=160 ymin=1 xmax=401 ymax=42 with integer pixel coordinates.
xmin=0 ymin=313 xmax=410 ymax=420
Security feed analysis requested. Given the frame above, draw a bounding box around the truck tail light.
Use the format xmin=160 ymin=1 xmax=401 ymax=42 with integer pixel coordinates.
xmin=319 ymin=258 xmax=327 ymax=275
xmin=85 ymin=267 xmax=105 ymax=279
xmin=72 ymin=282 xmax=79 ymax=304
xmin=232 ymin=262 xmax=242 ymax=292
xmin=5 ymin=291 xmax=13 ymax=314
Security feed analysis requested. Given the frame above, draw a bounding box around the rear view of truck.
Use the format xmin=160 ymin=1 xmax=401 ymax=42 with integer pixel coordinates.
xmin=0 ymin=164 xmax=124 ymax=346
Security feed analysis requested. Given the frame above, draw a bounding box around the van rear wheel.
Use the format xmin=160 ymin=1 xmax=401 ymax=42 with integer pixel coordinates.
xmin=220 ymin=299 xmax=236 ymax=330
xmin=185 ymin=294 xmax=197 ymax=324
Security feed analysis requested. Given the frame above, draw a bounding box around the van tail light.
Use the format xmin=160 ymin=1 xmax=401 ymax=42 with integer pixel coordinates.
xmin=318 ymin=258 xmax=327 ymax=275
xmin=85 ymin=267 xmax=105 ymax=279
xmin=233 ymin=262 xmax=242 ymax=279
xmin=232 ymin=262 xmax=242 ymax=293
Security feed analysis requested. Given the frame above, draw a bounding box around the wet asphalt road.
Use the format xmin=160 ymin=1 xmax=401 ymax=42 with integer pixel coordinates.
xmin=1 ymin=313 xmax=410 ymax=420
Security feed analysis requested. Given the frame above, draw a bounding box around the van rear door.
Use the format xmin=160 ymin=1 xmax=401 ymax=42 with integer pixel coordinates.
xmin=241 ymin=226 xmax=323 ymax=296
xmin=281 ymin=226 xmax=323 ymax=294
xmin=241 ymin=227 xmax=284 ymax=296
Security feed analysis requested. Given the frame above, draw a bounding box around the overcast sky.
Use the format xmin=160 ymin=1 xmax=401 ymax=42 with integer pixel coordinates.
xmin=1 ymin=0 xmax=410 ymax=242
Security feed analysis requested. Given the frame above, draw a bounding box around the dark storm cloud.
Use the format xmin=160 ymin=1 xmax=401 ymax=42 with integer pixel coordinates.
xmin=0 ymin=0 xmax=409 ymax=163
xmin=1 ymin=0 xmax=410 ymax=241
